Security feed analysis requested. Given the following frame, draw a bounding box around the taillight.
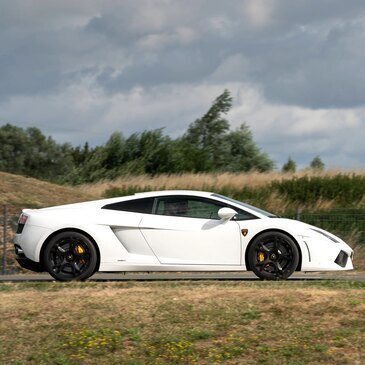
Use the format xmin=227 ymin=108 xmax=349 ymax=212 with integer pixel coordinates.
xmin=17 ymin=213 xmax=28 ymax=234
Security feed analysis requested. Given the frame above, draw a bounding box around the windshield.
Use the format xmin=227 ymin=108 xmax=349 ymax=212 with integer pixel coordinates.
xmin=212 ymin=193 xmax=277 ymax=218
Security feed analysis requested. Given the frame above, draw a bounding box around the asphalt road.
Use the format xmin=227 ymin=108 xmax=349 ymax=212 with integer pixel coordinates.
xmin=1 ymin=271 xmax=364 ymax=282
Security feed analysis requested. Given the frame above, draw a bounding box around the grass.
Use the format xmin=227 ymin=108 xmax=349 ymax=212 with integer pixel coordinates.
xmin=0 ymin=281 xmax=364 ymax=364
xmin=77 ymin=169 xmax=365 ymax=198
xmin=0 ymin=171 xmax=95 ymax=210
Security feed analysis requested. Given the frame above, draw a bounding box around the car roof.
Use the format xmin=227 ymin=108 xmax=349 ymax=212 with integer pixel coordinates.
xmin=37 ymin=190 xmax=215 ymax=211
xmin=99 ymin=190 xmax=215 ymax=206
xmin=133 ymin=190 xmax=213 ymax=198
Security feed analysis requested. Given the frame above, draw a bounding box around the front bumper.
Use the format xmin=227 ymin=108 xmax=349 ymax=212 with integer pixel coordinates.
xmin=14 ymin=245 xmax=44 ymax=272
xmin=298 ymin=235 xmax=354 ymax=271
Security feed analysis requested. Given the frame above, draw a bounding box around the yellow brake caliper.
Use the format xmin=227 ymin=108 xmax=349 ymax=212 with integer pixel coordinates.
xmin=74 ymin=245 xmax=85 ymax=254
xmin=74 ymin=244 xmax=86 ymax=264
xmin=257 ymin=251 xmax=265 ymax=263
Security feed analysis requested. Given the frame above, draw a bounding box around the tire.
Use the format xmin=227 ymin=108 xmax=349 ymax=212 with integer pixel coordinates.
xmin=43 ymin=231 xmax=98 ymax=281
xmin=248 ymin=231 xmax=299 ymax=280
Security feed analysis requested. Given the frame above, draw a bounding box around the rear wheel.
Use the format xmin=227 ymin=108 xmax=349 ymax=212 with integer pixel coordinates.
xmin=43 ymin=231 xmax=97 ymax=281
xmin=248 ymin=231 xmax=299 ymax=280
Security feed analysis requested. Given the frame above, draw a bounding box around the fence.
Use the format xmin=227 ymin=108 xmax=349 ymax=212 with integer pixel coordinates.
xmin=0 ymin=205 xmax=364 ymax=275
xmin=0 ymin=205 xmax=21 ymax=274
xmin=285 ymin=208 xmax=365 ymax=244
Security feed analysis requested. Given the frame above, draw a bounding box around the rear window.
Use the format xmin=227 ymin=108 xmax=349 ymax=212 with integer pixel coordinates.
xmin=102 ymin=198 xmax=154 ymax=214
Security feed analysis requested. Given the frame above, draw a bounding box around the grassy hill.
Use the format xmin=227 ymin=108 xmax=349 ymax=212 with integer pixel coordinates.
xmin=0 ymin=171 xmax=96 ymax=210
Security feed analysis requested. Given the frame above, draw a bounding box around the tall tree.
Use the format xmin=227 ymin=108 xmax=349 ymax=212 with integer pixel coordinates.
xmin=183 ymin=89 xmax=232 ymax=171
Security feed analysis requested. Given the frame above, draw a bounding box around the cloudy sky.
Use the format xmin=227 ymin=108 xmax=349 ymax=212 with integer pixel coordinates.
xmin=1 ymin=0 xmax=364 ymax=169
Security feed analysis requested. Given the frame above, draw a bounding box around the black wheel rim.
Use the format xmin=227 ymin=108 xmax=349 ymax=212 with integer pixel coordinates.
xmin=49 ymin=236 xmax=91 ymax=279
xmin=254 ymin=235 xmax=295 ymax=279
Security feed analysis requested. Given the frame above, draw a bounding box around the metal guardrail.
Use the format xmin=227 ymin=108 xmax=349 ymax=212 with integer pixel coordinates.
xmin=1 ymin=205 xmax=364 ymax=275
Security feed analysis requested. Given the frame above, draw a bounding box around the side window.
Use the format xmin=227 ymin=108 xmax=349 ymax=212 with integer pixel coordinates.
xmin=156 ymin=198 xmax=190 ymax=217
xmin=154 ymin=196 xmax=258 ymax=221
xmin=187 ymin=199 xmax=223 ymax=219
xmin=155 ymin=196 xmax=225 ymax=219
xmin=102 ymin=197 xmax=154 ymax=214
xmin=233 ymin=210 xmax=257 ymax=221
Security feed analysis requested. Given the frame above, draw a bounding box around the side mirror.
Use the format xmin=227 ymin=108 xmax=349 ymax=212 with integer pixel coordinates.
xmin=218 ymin=207 xmax=237 ymax=221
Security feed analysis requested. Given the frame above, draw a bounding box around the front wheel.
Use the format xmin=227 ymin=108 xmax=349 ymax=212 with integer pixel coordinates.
xmin=43 ymin=231 xmax=98 ymax=281
xmin=248 ymin=231 xmax=299 ymax=280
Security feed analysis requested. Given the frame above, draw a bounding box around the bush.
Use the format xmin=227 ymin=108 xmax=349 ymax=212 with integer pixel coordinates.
xmin=271 ymin=174 xmax=365 ymax=206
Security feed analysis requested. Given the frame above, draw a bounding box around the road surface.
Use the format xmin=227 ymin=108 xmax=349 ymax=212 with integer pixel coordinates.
xmin=1 ymin=271 xmax=364 ymax=282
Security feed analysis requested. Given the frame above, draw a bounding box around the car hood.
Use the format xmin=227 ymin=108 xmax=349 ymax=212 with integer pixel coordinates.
xmin=261 ymin=217 xmax=350 ymax=247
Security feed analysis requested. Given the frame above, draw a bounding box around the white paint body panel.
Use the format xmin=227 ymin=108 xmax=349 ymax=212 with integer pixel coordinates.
xmin=139 ymin=215 xmax=242 ymax=265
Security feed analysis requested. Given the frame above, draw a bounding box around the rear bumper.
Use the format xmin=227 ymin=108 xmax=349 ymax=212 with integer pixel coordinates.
xmin=14 ymin=245 xmax=44 ymax=272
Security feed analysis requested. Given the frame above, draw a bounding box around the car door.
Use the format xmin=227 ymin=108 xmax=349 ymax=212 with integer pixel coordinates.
xmin=139 ymin=196 xmax=242 ymax=265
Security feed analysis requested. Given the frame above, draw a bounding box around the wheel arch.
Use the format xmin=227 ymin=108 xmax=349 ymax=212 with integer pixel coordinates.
xmin=40 ymin=228 xmax=101 ymax=273
xmin=245 ymin=229 xmax=302 ymax=271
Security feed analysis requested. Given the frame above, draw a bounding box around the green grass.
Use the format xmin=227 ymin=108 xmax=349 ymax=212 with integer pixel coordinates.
xmin=0 ymin=281 xmax=364 ymax=364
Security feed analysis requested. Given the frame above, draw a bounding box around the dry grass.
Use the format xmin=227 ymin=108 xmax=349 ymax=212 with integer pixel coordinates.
xmin=77 ymin=170 xmax=365 ymax=198
xmin=0 ymin=171 xmax=96 ymax=209
xmin=1 ymin=169 xmax=363 ymax=206
xmin=0 ymin=281 xmax=364 ymax=365
xmin=354 ymin=245 xmax=365 ymax=270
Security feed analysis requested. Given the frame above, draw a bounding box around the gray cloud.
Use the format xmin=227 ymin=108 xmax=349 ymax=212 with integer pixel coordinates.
xmin=0 ymin=0 xmax=364 ymax=168
xmin=2 ymin=0 xmax=365 ymax=107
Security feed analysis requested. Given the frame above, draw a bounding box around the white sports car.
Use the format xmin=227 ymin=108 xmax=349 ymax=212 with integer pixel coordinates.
xmin=14 ymin=190 xmax=353 ymax=281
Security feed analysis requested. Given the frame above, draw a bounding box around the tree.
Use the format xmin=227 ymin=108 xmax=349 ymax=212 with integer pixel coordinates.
xmin=226 ymin=123 xmax=274 ymax=172
xmin=0 ymin=124 xmax=28 ymax=174
xmin=23 ymin=127 xmax=75 ymax=181
xmin=0 ymin=88 xmax=275 ymax=183
xmin=135 ymin=129 xmax=173 ymax=174
xmin=310 ymin=156 xmax=325 ymax=171
xmin=122 ymin=129 xmax=173 ymax=174
xmin=71 ymin=142 xmax=91 ymax=166
xmin=0 ymin=124 xmax=75 ymax=182
xmin=104 ymin=132 xmax=126 ymax=170
xmin=282 ymin=157 xmax=296 ymax=173
xmin=183 ymin=89 xmax=232 ymax=171
xmin=181 ymin=90 xmax=274 ymax=173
